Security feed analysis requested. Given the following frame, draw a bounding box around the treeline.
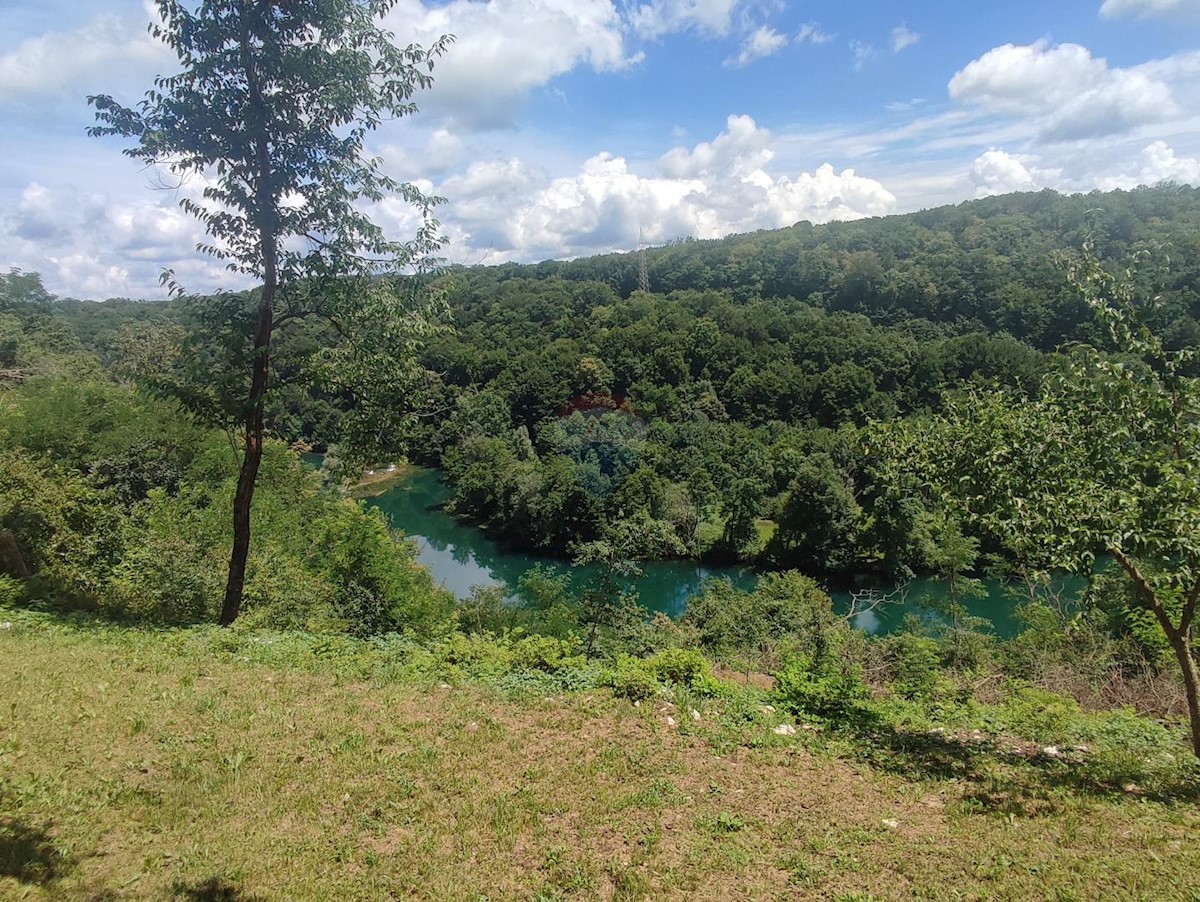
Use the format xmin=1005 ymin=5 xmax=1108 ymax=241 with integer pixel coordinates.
xmin=394 ymin=186 xmax=1200 ymax=573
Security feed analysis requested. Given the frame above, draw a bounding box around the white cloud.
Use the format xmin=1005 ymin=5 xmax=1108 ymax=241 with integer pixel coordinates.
xmin=950 ymin=41 xmax=1178 ymax=141
xmin=965 ymin=140 xmax=1200 ymax=200
xmin=885 ymin=98 xmax=926 ymax=112
xmin=627 ymin=0 xmax=745 ymax=38
xmin=437 ymin=115 xmax=896 ymax=262
xmin=850 ymin=41 xmax=877 ymax=71
xmin=1096 ymin=141 xmax=1200 ymax=188
xmin=1100 ymin=0 xmax=1200 ymax=19
xmin=379 ymin=128 xmax=469 ymax=181
xmin=660 ymin=114 xmax=774 ymax=178
xmin=2 ymin=178 xmax=253 ymax=298
xmin=796 ymin=23 xmax=835 ymax=45
xmin=385 ymin=0 xmax=639 ymax=130
xmin=970 ymin=150 xmax=1053 ymax=196
xmin=0 ymin=7 xmax=169 ymax=103
xmin=891 ymin=25 xmax=921 ymax=53
xmin=725 ymin=26 xmax=789 ymax=67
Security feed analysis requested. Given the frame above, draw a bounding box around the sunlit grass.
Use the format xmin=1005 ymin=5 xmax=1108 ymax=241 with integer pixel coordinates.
xmin=2 ymin=611 xmax=1198 ymax=900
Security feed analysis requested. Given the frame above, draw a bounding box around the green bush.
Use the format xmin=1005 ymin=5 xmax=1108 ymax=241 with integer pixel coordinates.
xmin=774 ymin=650 xmax=868 ymax=722
xmin=986 ymin=686 xmax=1080 ymax=744
xmin=683 ymin=571 xmax=839 ymax=667
xmin=1073 ymin=708 xmax=1196 ymax=791
xmin=0 ymin=574 xmax=23 ymax=606
xmin=603 ymin=655 xmax=661 ymax=701
xmin=643 ymin=647 xmax=710 ymax=685
xmin=510 ymin=634 xmax=585 ymax=672
xmin=889 ymin=633 xmax=945 ymax=701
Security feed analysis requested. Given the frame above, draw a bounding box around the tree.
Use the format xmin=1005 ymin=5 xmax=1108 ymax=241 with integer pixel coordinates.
xmin=866 ymin=242 xmax=1200 ymax=758
xmin=88 ymin=1 xmax=451 ymax=625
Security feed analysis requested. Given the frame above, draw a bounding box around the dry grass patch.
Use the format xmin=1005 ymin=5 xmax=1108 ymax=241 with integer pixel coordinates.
xmin=1 ymin=619 xmax=1198 ymax=900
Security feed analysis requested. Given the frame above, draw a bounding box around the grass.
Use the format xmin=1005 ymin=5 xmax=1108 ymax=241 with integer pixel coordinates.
xmin=2 ymin=611 xmax=1200 ymax=900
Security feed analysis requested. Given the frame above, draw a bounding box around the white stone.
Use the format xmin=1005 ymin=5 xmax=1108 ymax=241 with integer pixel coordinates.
xmin=773 ymin=724 xmax=797 ymax=736
xmin=665 ymin=716 xmax=678 ymax=727
xmin=882 ymin=819 xmax=899 ymax=830
xmin=690 ymin=709 xmax=701 ymax=721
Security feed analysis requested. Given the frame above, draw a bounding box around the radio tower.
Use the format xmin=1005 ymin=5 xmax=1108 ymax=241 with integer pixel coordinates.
xmin=637 ymin=228 xmax=650 ymax=293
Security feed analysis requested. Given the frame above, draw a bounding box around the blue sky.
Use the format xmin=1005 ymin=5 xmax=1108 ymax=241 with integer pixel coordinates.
xmin=2 ymin=0 xmax=1199 ymax=298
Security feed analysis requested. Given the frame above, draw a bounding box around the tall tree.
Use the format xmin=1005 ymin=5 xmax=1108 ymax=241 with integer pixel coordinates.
xmin=88 ymin=1 xmax=451 ymax=625
xmin=866 ymin=242 xmax=1200 ymax=758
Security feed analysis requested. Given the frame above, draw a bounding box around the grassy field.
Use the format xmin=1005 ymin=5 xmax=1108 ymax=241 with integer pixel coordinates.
xmin=2 ymin=612 xmax=1199 ymax=901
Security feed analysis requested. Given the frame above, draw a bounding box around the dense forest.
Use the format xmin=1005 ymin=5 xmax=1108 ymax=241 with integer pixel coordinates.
xmin=4 ymin=184 xmax=1200 ymax=773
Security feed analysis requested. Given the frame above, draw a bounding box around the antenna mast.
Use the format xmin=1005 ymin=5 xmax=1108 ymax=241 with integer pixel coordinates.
xmin=637 ymin=228 xmax=650 ymax=293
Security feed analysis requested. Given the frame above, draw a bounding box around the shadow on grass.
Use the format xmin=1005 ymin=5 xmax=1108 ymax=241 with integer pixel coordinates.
xmin=0 ymin=816 xmax=73 ymax=886
xmin=839 ymin=710 xmax=1200 ymax=813
xmin=172 ymin=876 xmax=266 ymax=901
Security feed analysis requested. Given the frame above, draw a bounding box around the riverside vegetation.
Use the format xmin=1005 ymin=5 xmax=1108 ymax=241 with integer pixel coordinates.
xmin=3 ymin=186 xmax=1200 ymax=899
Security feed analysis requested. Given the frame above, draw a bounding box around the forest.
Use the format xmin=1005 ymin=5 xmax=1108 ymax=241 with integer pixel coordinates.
xmin=4 ymin=184 xmax=1200 ymax=772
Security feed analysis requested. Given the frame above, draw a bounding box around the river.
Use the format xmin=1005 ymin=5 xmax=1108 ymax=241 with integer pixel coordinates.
xmin=367 ymin=468 xmax=1059 ymax=637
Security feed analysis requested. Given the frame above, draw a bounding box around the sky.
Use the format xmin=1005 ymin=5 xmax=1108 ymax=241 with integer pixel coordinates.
xmin=2 ymin=0 xmax=1200 ymax=299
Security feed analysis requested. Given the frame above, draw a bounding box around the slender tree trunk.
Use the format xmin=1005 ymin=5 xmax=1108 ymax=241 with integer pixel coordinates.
xmin=1111 ymin=548 xmax=1200 ymax=759
xmin=219 ymin=64 xmax=277 ymax=626
xmin=1167 ymin=628 xmax=1200 ymax=760
xmin=219 ymin=280 xmax=275 ymax=626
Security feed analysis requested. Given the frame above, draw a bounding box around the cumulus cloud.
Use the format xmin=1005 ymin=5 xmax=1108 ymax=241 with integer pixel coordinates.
xmin=1100 ymin=0 xmax=1200 ymax=18
xmin=660 ymin=114 xmax=773 ymax=178
xmin=1096 ymin=141 xmax=1200 ymax=188
xmin=383 ymin=0 xmax=638 ymax=130
xmin=2 ymin=180 xmax=248 ymax=299
xmin=891 ymin=25 xmax=921 ymax=52
xmin=0 ymin=6 xmax=169 ymax=103
xmin=627 ymin=0 xmax=745 ymax=38
xmin=969 ymin=150 xmax=1060 ymax=196
xmin=965 ymin=140 xmax=1200 ymax=200
xmin=950 ymin=41 xmax=1178 ymax=141
xmin=437 ymin=115 xmax=896 ymax=262
xmin=725 ymin=26 xmax=789 ymax=67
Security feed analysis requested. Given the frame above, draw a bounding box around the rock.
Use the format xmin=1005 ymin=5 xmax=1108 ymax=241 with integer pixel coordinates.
xmin=758 ymin=705 xmax=776 ymax=715
xmin=437 ymin=682 xmax=452 ymax=690
xmin=633 ymin=700 xmax=641 ymax=708
xmin=690 ymin=709 xmax=702 ymax=722
xmin=928 ymin=727 xmax=946 ymax=735
xmin=1073 ymin=745 xmax=1090 ymax=754
xmin=1123 ymin=782 xmax=1141 ymax=794
xmin=1041 ymin=746 xmax=1061 ymax=758
xmin=802 ymin=724 xmax=821 ymax=732
xmin=665 ymin=716 xmax=678 ymax=728
xmin=881 ymin=819 xmax=899 ymax=830
xmin=773 ymin=724 xmax=797 ymax=736
xmin=0 ymin=622 xmax=11 ymax=631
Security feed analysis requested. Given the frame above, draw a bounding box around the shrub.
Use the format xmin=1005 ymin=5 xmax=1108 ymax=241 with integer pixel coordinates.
xmin=683 ymin=571 xmax=839 ymax=668
xmin=889 ymin=633 xmax=944 ymax=701
xmin=774 ymin=650 xmax=868 ymax=722
xmin=643 ymin=647 xmax=710 ymax=685
xmin=987 ymin=686 xmax=1080 ymax=744
xmin=510 ymin=634 xmax=585 ymax=672
xmin=603 ymin=655 xmax=660 ymax=701
xmin=0 ymin=574 xmax=23 ymax=605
